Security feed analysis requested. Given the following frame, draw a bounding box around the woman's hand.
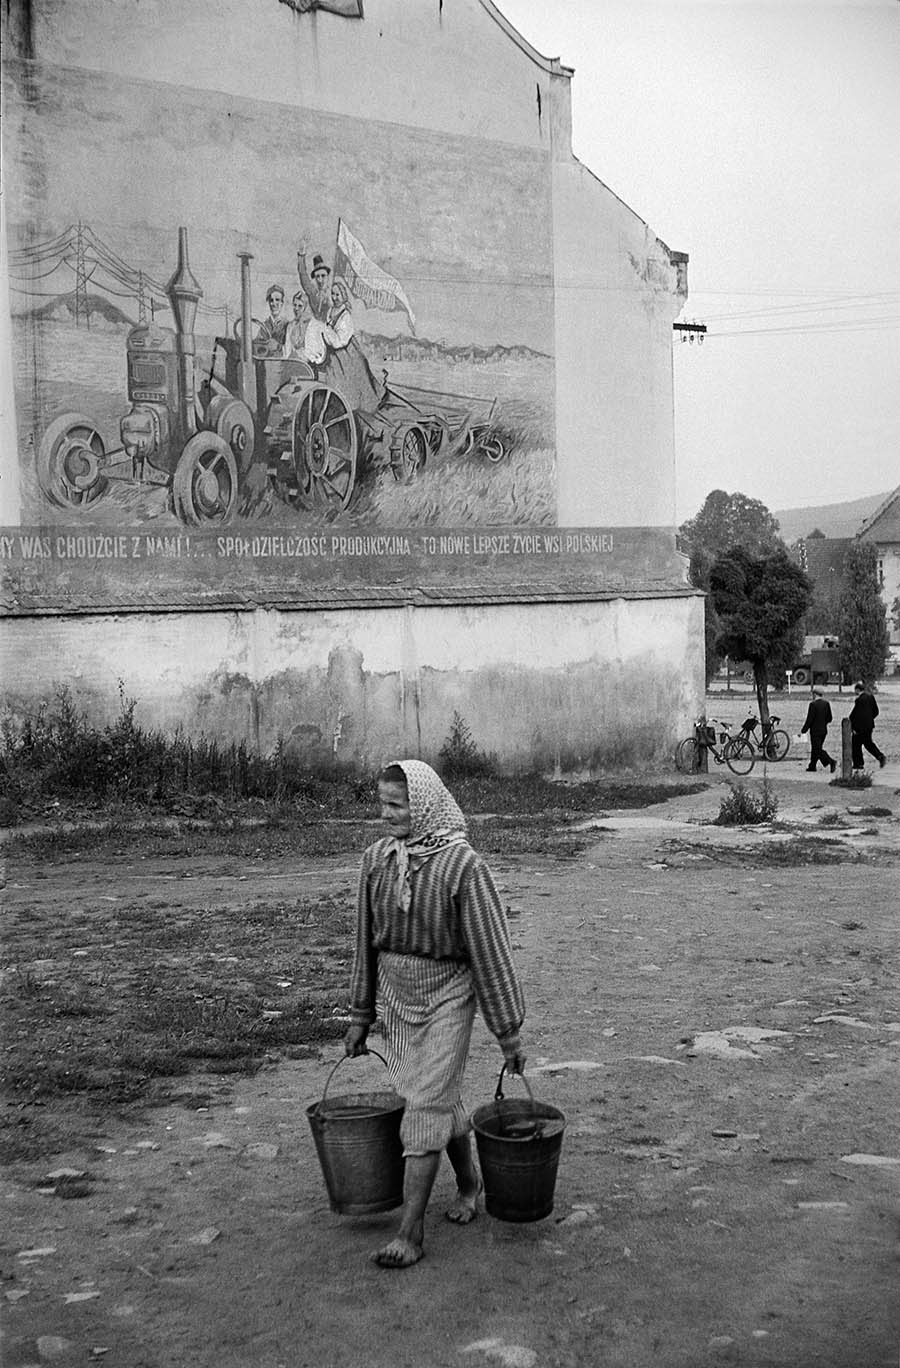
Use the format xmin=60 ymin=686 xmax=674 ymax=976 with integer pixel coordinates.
xmin=502 ymin=1044 xmax=527 ymax=1075
xmin=344 ymin=1023 xmax=369 ymax=1057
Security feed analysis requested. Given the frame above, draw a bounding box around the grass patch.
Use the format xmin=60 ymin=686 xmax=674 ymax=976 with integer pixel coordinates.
xmin=0 ymin=893 xmax=353 ymax=1162
xmin=472 ymin=814 xmax=591 ymax=859
xmin=5 ymin=776 xmax=705 ymax=860
xmin=691 ymin=837 xmax=869 ymax=867
xmin=4 ymin=815 xmax=379 ymax=861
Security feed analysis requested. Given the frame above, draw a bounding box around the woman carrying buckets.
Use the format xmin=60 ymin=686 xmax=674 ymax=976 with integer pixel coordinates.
xmin=344 ymin=760 xmax=527 ymax=1269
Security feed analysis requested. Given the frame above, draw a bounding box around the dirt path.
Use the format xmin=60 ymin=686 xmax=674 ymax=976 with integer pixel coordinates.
xmin=3 ymin=773 xmax=900 ymax=1368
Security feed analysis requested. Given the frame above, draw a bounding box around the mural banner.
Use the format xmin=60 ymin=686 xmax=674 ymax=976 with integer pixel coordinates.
xmin=334 ymin=220 xmax=417 ymax=330
xmin=0 ymin=525 xmax=684 ymax=614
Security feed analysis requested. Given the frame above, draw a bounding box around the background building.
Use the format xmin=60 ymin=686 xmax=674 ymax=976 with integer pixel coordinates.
xmin=0 ymin=0 xmax=702 ymax=772
xmin=857 ymin=486 xmax=900 ymax=649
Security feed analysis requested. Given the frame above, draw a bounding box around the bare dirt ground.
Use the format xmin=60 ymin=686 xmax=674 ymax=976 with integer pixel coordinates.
xmin=2 ymin=696 xmax=900 ymax=1368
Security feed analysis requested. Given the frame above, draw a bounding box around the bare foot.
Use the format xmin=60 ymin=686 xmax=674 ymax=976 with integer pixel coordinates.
xmin=445 ymin=1180 xmax=482 ymax=1224
xmin=372 ymin=1237 xmax=424 ymax=1269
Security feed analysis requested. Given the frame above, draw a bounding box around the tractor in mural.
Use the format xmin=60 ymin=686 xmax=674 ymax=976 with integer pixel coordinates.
xmin=36 ymin=228 xmax=507 ymax=524
xmin=263 ymin=370 xmax=504 ymax=514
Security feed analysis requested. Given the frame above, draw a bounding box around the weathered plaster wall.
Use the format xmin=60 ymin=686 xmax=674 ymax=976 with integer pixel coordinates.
xmin=0 ymin=594 xmax=705 ymax=770
xmin=7 ymin=0 xmax=561 ymax=151
xmin=553 ymin=161 xmax=682 ymax=529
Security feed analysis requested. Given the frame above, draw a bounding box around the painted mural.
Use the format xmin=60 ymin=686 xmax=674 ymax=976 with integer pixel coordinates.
xmin=1 ymin=11 xmax=686 ymax=614
xmin=10 ymin=215 xmax=555 ymax=534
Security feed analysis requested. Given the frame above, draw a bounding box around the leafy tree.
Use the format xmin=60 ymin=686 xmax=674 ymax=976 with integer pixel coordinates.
xmin=803 ymin=567 xmax=842 ymax=635
xmin=837 ymin=542 xmax=889 ymax=683
xmin=678 ymin=489 xmax=783 ymax=562
xmin=709 ymin=547 xmax=812 ymax=725
xmin=891 ymin=594 xmax=900 ymax=635
xmin=688 ymin=547 xmax=724 ymax=684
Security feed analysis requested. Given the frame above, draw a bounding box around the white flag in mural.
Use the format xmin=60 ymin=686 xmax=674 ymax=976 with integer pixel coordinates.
xmin=334 ymin=220 xmax=416 ymax=332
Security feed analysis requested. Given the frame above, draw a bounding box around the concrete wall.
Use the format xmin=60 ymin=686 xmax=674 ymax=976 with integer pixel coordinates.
xmin=0 ymin=593 xmax=705 ymax=770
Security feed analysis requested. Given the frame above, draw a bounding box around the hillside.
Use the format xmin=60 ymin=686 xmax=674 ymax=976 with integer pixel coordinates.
xmin=775 ymin=490 xmax=893 ymax=542
xmin=32 ymin=292 xmax=135 ymax=329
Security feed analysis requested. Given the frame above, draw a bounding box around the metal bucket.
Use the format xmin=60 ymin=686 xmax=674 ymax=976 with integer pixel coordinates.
xmin=471 ymin=1066 xmax=565 ymax=1223
xmin=306 ymin=1051 xmax=405 ymax=1215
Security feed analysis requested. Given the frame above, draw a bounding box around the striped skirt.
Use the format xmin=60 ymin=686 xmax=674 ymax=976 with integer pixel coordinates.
xmin=377 ymin=951 xmax=476 ymax=1157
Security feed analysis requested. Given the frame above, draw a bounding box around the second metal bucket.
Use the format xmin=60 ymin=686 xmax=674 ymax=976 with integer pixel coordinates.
xmin=306 ymin=1050 xmax=405 ymax=1215
xmin=471 ymin=1066 xmax=565 ymax=1223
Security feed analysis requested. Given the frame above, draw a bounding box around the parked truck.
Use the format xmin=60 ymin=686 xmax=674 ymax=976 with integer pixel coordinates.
xmin=723 ymin=636 xmax=845 ymax=687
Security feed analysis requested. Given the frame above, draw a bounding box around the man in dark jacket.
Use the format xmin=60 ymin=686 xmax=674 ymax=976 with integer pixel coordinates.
xmin=849 ymin=681 xmax=886 ymax=770
xmin=801 ymin=686 xmax=836 ymax=772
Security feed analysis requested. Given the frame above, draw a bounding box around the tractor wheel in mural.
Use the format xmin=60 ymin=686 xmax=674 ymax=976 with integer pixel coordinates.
xmin=171 ymin=431 xmax=239 ymax=525
xmin=287 ymin=384 xmax=359 ymax=511
xmin=37 ymin=413 xmax=110 ymax=509
xmin=389 ymin=422 xmax=427 ymax=485
xmin=207 ymin=395 xmax=256 ymax=477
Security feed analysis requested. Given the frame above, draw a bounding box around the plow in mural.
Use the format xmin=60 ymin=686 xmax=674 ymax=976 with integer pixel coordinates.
xmin=23 ymin=226 xmax=539 ymax=528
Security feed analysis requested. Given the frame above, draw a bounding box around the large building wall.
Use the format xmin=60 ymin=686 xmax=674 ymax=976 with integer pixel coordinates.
xmin=0 ymin=0 xmax=701 ymax=771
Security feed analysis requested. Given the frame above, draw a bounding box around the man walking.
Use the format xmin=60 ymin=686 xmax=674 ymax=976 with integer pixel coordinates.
xmin=849 ymin=681 xmax=886 ymax=770
xmin=801 ymin=686 xmax=836 ymax=773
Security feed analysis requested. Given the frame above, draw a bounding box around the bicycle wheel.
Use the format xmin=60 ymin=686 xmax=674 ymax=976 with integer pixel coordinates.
xmin=675 ymin=737 xmax=700 ymax=773
xmin=725 ymin=736 xmax=756 ymax=775
xmin=763 ymin=729 xmax=790 ymax=761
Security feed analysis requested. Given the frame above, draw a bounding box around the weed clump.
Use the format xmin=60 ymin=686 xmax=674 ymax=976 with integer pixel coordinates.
xmin=1 ymin=683 xmax=368 ymax=820
xmin=830 ymin=772 xmax=874 ymax=790
xmin=714 ymin=780 xmax=778 ymax=826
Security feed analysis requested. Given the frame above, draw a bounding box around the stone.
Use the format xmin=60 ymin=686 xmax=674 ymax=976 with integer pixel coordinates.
xmin=37 ymin=1337 xmax=75 ymax=1360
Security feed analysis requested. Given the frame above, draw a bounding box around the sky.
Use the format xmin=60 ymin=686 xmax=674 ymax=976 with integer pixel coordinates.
xmin=497 ymin=0 xmax=900 ymax=523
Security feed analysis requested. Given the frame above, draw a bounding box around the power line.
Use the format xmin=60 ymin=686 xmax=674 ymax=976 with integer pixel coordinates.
xmin=705 ymin=318 xmax=900 ymax=339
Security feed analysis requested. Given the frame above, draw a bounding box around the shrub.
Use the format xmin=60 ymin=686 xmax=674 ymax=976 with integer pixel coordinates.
xmin=714 ymin=779 xmax=778 ymax=826
xmin=437 ymin=712 xmax=498 ymax=780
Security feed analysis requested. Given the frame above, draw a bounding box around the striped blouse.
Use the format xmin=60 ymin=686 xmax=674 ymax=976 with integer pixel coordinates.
xmin=349 ymin=838 xmax=525 ymax=1045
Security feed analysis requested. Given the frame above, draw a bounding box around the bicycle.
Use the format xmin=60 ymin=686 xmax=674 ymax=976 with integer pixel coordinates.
xmin=674 ymin=717 xmax=756 ymax=776
xmin=739 ymin=713 xmax=791 ymax=761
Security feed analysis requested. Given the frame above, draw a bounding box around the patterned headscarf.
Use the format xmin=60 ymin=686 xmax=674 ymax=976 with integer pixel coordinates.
xmin=382 ymin=759 xmax=468 ymax=912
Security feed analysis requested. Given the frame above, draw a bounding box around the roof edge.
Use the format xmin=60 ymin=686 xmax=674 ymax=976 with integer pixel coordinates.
xmin=477 ymin=0 xmax=574 ymax=78
xmin=857 ymin=484 xmax=900 ymax=538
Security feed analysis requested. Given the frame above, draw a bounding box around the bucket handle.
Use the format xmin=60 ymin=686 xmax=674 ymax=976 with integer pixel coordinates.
xmin=494 ymin=1062 xmax=535 ymax=1106
xmin=493 ymin=1064 xmax=544 ymax=1138
xmin=316 ymin=1048 xmax=392 ymax=1113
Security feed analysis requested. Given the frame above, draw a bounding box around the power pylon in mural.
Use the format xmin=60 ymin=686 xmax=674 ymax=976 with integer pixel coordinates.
xmin=73 ymin=221 xmax=92 ymax=327
xmin=5 ymin=222 xmax=229 ymax=333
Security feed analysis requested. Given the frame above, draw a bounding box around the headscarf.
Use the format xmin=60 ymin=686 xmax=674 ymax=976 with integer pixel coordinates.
xmin=327 ymin=278 xmax=352 ymax=329
xmin=382 ymin=759 xmax=468 ymax=913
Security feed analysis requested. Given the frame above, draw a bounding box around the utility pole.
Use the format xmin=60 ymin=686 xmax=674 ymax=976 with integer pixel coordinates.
xmin=673 ymin=321 xmax=707 ymax=344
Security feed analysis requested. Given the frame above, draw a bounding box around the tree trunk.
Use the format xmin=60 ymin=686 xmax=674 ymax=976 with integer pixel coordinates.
xmin=753 ymin=662 xmax=770 ymax=728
